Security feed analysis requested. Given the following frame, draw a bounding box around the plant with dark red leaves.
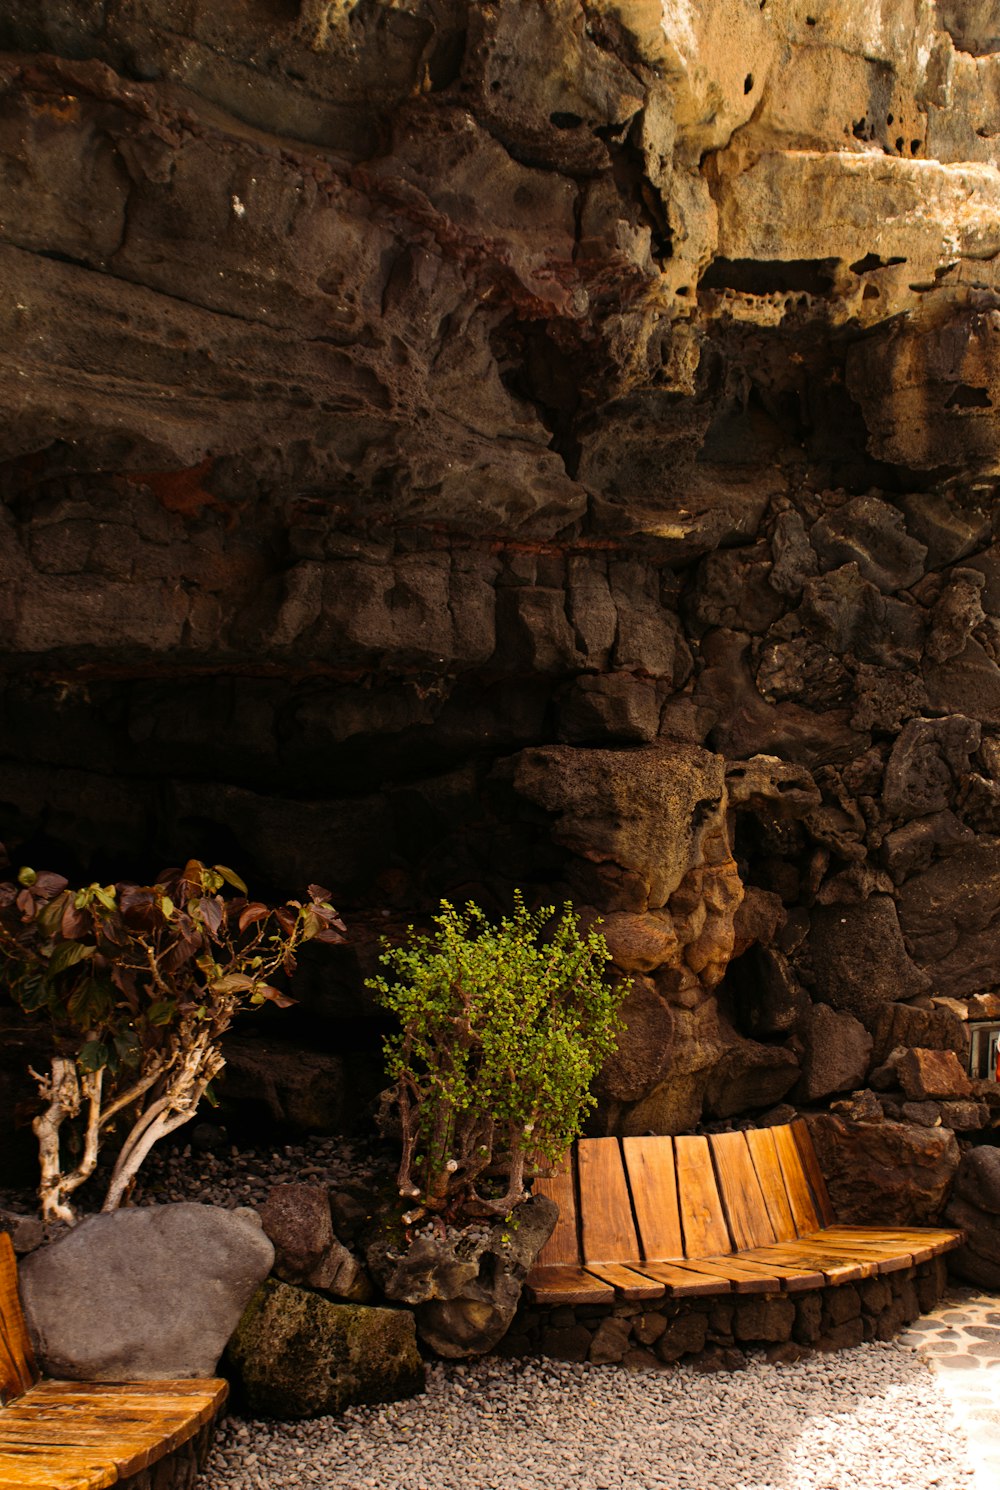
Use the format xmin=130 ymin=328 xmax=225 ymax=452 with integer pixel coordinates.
xmin=0 ymin=849 xmax=346 ymax=1223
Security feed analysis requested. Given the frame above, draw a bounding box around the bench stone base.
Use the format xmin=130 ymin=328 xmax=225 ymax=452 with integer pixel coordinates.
xmin=119 ymin=1417 xmax=220 ymax=1490
xmin=500 ymin=1258 xmax=949 ymax=1370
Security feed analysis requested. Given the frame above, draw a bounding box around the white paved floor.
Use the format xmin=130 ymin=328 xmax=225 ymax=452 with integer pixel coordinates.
xmin=899 ymin=1288 xmax=1000 ymax=1490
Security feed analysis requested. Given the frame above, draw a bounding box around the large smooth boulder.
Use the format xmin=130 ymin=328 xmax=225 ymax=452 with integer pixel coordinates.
xmin=366 ymin=1194 xmax=556 ymax=1358
xmin=228 ymin=1280 xmax=424 ymax=1419
xmin=806 ymin=1114 xmax=960 ymax=1226
xmin=19 ymin=1203 xmax=274 ymax=1380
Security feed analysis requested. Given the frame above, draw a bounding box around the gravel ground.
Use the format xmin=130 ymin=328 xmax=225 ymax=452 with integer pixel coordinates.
xmin=200 ymin=1346 xmax=975 ymax=1490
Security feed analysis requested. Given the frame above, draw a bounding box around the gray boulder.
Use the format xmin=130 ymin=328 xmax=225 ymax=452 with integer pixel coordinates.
xmin=19 ymin=1203 xmax=273 ymax=1380
xmin=227 ymin=1280 xmax=424 ymax=1418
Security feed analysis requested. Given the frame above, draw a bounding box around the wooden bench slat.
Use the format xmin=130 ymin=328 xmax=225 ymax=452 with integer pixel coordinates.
xmin=744 ymin=1128 xmax=798 ymax=1243
xmin=578 ymin=1139 xmax=640 ymax=1264
xmin=0 ymin=1421 xmax=156 ymax=1477
xmin=621 ymin=1137 xmax=683 ymax=1261
xmin=526 ymin=1264 xmax=614 ymax=1306
xmin=582 ymin=1264 xmax=664 ymax=1301
xmin=791 ymin=1119 xmax=837 ymax=1226
xmin=663 ymin=1257 xmax=780 ymax=1294
xmin=0 ymin=1463 xmax=114 ymax=1490
xmin=0 ymin=1234 xmax=38 ymax=1404
xmin=793 ymin=1234 xmax=915 ymax=1274
xmin=631 ymin=1262 xmax=731 ymax=1297
xmin=737 ymin=1241 xmax=871 ymax=1284
xmin=531 ymin=1153 xmax=581 ymax=1267
xmin=0 ymin=1442 xmax=120 ymax=1482
xmin=821 ymin=1226 xmax=962 ymax=1260
xmin=710 ymin=1132 xmax=777 ymax=1252
xmin=726 ymin=1255 xmax=827 ymax=1291
xmin=770 ymin=1125 xmax=821 ymax=1234
xmin=674 ymin=1136 xmax=731 ymax=1258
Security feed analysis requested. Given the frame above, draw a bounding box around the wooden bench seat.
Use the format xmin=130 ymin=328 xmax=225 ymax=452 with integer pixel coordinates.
xmin=0 ymin=1234 xmax=227 ymax=1490
xmin=527 ymin=1119 xmax=963 ymax=1306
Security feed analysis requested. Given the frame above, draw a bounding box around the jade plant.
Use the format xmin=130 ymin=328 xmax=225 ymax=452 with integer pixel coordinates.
xmin=368 ymin=894 xmax=624 ymax=1221
xmin=0 ymin=849 xmax=346 ymax=1224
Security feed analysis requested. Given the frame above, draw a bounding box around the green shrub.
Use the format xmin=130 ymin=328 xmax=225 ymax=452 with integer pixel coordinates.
xmin=367 ymin=894 xmax=624 ymax=1220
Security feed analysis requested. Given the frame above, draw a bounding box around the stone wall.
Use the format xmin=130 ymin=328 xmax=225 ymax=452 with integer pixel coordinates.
xmin=502 ymin=1258 xmax=951 ymax=1369
xmin=2 ymin=2 xmax=1000 ymax=1155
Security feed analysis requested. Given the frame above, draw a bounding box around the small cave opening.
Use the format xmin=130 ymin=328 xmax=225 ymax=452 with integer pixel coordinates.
xmin=698 ymin=258 xmax=838 ymax=297
xmin=945 ymin=384 xmax=993 ymax=410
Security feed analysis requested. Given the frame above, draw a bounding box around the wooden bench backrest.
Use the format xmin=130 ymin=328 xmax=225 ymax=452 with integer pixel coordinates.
xmin=532 ymin=1118 xmax=835 ymax=1267
xmin=0 ymin=1232 xmax=39 ymax=1405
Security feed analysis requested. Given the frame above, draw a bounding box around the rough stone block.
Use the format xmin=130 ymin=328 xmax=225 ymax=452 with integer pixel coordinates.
xmin=655 ymin=1312 xmax=708 ymax=1362
xmin=793 ymin=1293 xmax=823 ymax=1345
xmin=589 ymin=1316 xmax=632 ymax=1364
xmin=817 ymin=1318 xmax=864 ymax=1351
xmin=633 ymin=1312 xmax=668 ymax=1346
xmin=541 ymin=1325 xmax=592 ymax=1362
xmin=897 ymin=1047 xmax=972 ymax=1100
xmin=733 ymin=1296 xmax=795 ymax=1343
xmin=228 ymin=1280 xmax=424 ymax=1419
xmin=823 ymin=1285 xmax=861 ymax=1326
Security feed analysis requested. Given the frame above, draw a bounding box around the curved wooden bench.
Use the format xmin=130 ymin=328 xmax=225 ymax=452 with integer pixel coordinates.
xmin=0 ymin=1234 xmax=227 ymax=1490
xmin=527 ymin=1119 xmax=963 ymax=1306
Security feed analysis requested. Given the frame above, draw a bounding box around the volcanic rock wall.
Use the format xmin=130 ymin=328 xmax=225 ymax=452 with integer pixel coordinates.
xmin=3 ymin=1 xmax=1000 ymax=1159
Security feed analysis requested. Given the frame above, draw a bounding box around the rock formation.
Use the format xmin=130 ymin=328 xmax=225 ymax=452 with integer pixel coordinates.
xmin=2 ymin=1 xmax=1000 ymax=1158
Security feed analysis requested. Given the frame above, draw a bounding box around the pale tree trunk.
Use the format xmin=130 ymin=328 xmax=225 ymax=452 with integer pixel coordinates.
xmin=30 ymin=1058 xmax=104 ymax=1225
xmin=101 ymin=1040 xmax=225 ymax=1213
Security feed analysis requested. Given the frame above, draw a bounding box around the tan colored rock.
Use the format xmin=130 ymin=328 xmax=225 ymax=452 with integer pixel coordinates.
xmin=598 ymin=911 xmax=681 ymax=973
xmin=896 ymin=1048 xmax=973 ymax=1101
xmin=968 ymin=992 xmax=1000 ymax=1019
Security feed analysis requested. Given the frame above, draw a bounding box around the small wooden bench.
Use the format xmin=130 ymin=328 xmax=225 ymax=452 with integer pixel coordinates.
xmin=527 ymin=1119 xmax=963 ymax=1305
xmin=0 ymin=1233 xmax=227 ymax=1490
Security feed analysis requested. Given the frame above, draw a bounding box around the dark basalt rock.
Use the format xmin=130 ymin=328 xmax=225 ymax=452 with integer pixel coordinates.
xmin=367 ymin=1195 xmax=557 ymax=1358
xmin=806 ymin=897 xmax=931 ymax=1021
xmin=806 ymin=1115 xmax=960 ymax=1226
xmin=896 ymin=842 xmax=1000 ymax=998
xmin=4 ymin=0 xmax=1000 ymax=1167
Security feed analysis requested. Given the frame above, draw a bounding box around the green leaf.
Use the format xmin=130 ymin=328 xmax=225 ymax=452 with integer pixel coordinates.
xmin=17 ymin=866 xmax=37 ymax=887
xmin=146 ymin=999 xmax=177 ymax=1026
xmin=160 ymin=894 xmax=175 ymax=919
xmin=48 ymin=941 xmax=96 ymax=976
xmin=93 ymin=885 xmax=117 ymax=911
xmin=77 ymin=1039 xmax=110 ymax=1073
xmin=214 ymin=865 xmax=248 ymax=895
xmin=210 ymin=973 xmax=255 ymax=995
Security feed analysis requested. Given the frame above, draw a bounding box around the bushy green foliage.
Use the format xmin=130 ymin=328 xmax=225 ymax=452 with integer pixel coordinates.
xmin=368 ymin=894 xmax=624 ymax=1219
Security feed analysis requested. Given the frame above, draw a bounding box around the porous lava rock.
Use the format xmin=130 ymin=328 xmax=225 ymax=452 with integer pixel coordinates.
xmin=3 ymin=0 xmax=1000 ymax=1153
xmin=806 ymin=1115 xmax=960 ymax=1226
xmin=366 ymin=1194 xmax=557 ymax=1358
